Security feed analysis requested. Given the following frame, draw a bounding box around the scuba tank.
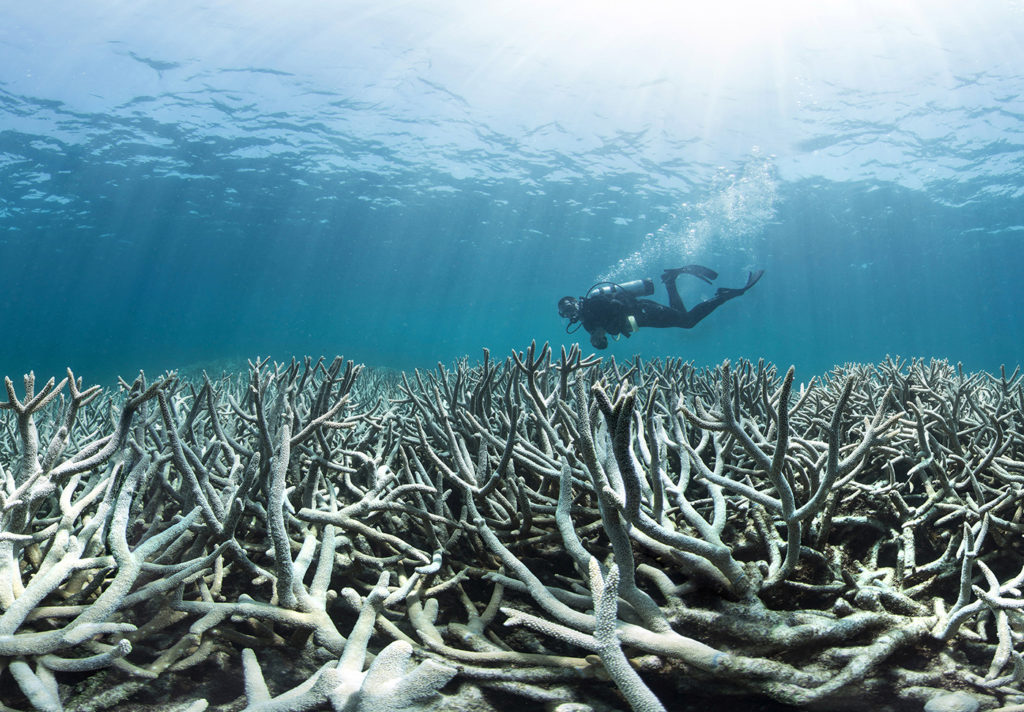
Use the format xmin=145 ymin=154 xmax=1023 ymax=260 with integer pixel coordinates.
xmin=588 ymin=278 xmax=654 ymax=299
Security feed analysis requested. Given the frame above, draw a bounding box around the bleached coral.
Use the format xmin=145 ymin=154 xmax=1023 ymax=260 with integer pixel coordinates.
xmin=1 ymin=348 xmax=1021 ymax=712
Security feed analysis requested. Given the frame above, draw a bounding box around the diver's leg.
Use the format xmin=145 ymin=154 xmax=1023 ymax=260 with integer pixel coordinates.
xmin=637 ymin=296 xmax=732 ymax=329
xmin=672 ymin=295 xmax=726 ymax=327
xmin=659 ymin=264 xmax=721 ymax=311
xmin=645 ymin=270 xmax=764 ymax=329
xmin=660 ymin=270 xmax=688 ymax=312
xmin=681 ymin=270 xmax=765 ymax=326
xmin=634 ymin=301 xmax=683 ymax=328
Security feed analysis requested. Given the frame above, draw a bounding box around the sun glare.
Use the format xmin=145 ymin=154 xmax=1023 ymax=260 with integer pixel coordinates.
xmin=466 ymin=0 xmax=940 ymax=81
xmin=519 ymin=0 xmax=820 ymax=64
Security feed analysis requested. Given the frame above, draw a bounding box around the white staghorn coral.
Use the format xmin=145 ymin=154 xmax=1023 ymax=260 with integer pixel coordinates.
xmin=0 ymin=351 xmax=1018 ymax=712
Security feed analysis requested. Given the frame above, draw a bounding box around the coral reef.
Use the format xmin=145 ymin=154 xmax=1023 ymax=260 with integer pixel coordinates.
xmin=2 ymin=344 xmax=1024 ymax=711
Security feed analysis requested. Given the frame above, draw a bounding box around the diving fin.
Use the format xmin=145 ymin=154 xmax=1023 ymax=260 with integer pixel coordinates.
xmin=715 ymin=270 xmax=765 ymax=298
xmin=744 ymin=269 xmax=764 ymax=290
xmin=661 ymin=264 xmax=719 ymax=285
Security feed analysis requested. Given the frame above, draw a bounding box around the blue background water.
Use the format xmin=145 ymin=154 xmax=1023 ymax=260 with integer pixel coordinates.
xmin=1 ymin=1 xmax=1023 ymax=385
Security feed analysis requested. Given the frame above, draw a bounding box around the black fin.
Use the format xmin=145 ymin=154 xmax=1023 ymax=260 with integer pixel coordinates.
xmin=662 ymin=264 xmax=719 ymax=284
xmin=744 ymin=269 xmax=765 ymax=290
xmin=715 ymin=269 xmax=764 ymax=299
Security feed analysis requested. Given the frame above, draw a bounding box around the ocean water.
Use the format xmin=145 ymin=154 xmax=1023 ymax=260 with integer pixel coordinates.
xmin=1 ymin=0 xmax=1023 ymax=385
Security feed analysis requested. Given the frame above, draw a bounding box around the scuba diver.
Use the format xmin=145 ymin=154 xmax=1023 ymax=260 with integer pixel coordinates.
xmin=557 ymin=265 xmax=764 ymax=349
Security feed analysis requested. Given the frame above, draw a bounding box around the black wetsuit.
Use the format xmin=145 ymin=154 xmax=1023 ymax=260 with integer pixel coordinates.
xmin=579 ymin=271 xmax=751 ymax=341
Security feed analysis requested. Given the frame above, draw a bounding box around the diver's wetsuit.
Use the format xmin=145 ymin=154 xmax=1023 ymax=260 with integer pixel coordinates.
xmin=579 ymin=269 xmax=761 ymax=341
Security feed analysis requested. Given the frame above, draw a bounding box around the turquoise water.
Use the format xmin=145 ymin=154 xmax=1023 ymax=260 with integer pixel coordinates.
xmin=1 ymin=1 xmax=1023 ymax=383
